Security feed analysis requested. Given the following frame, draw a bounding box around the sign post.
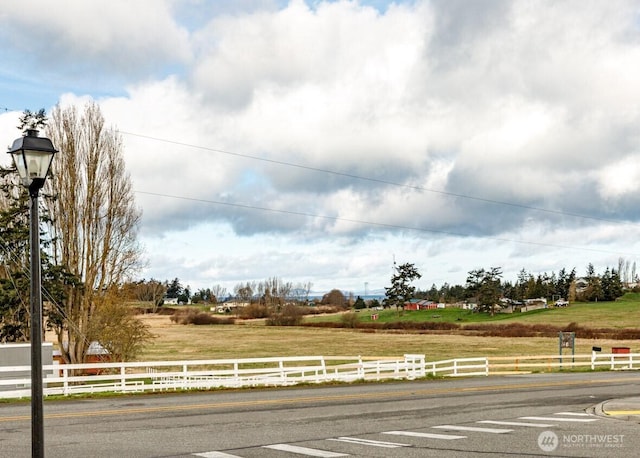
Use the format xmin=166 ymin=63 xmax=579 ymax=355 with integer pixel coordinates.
xmin=558 ymin=331 xmax=575 ymax=369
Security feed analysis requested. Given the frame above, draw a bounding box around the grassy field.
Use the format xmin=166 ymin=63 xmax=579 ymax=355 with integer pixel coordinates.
xmin=305 ymin=295 xmax=640 ymax=328
xmin=138 ymin=293 xmax=640 ymax=361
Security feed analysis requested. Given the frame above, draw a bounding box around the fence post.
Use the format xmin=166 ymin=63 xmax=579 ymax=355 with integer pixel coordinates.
xmin=453 ymin=359 xmax=458 ymax=376
xmin=404 ymin=355 xmax=411 ymax=378
xmin=485 ymin=358 xmax=489 ymax=376
xmin=62 ymin=367 xmax=69 ymax=396
xmin=121 ymin=366 xmax=126 ymax=391
xmin=591 ymin=351 xmax=596 ymax=370
xmin=321 ymin=357 xmax=327 ymax=381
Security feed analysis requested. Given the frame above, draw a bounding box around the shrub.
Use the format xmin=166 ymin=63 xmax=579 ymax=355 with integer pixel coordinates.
xmin=266 ymin=304 xmax=304 ymax=326
xmin=191 ymin=314 xmax=235 ymax=325
xmin=301 ymin=321 xmax=344 ymax=328
xmin=239 ymin=303 xmax=270 ymax=319
xmin=170 ymin=308 xmax=235 ymax=325
xmin=340 ymin=312 xmax=360 ymax=328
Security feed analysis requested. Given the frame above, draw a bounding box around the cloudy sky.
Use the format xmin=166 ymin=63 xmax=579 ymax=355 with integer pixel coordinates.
xmin=1 ymin=0 xmax=640 ymax=296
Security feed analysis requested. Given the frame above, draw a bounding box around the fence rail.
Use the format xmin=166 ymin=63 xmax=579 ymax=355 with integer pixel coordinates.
xmin=1 ymin=352 xmax=638 ymax=399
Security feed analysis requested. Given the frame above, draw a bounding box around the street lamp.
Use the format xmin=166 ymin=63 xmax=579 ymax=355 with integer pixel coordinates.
xmin=8 ymin=128 xmax=57 ymax=458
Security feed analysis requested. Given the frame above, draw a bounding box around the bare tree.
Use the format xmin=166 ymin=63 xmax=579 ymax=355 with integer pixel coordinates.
xmin=135 ymin=279 xmax=166 ymax=312
xmin=291 ymin=281 xmax=313 ymax=305
xmin=211 ymin=284 xmax=228 ymax=303
xmin=618 ymin=257 xmax=631 ymax=287
xmin=43 ymin=103 xmax=143 ymax=363
xmin=234 ymin=282 xmax=254 ymax=304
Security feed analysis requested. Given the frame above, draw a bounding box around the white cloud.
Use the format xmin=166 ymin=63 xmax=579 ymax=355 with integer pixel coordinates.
xmin=598 ymin=156 xmax=640 ymax=199
xmin=0 ymin=0 xmax=190 ymax=84
xmin=2 ymin=0 xmax=640 ymax=293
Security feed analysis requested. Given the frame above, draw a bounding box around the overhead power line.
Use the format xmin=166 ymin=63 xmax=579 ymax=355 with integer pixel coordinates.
xmin=120 ymin=131 xmax=631 ymax=226
xmin=136 ymin=190 xmax=640 ymax=258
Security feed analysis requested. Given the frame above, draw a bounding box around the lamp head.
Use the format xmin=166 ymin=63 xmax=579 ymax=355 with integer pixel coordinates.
xmin=7 ymin=129 xmax=58 ymax=195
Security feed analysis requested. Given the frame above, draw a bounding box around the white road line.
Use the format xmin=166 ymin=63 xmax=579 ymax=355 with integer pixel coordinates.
xmin=192 ymin=452 xmax=243 ymax=458
xmin=384 ymin=430 xmax=466 ymax=440
xmin=554 ymin=412 xmax=591 ymax=416
xmin=432 ymin=425 xmax=513 ymax=434
xmin=263 ymin=444 xmax=349 ymax=457
xmin=520 ymin=416 xmax=597 ymax=422
xmin=477 ymin=420 xmax=555 ymax=428
xmin=328 ymin=437 xmax=410 ymax=448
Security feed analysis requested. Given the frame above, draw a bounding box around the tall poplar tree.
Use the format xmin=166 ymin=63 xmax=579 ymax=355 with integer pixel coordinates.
xmin=43 ymin=102 xmax=144 ymax=363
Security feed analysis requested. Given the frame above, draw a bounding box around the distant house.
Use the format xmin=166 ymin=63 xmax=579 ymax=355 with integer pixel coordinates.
xmin=575 ymin=278 xmax=589 ymax=293
xmin=404 ymin=299 xmax=437 ymax=311
xmin=53 ymin=341 xmax=110 ymax=374
xmin=499 ymin=297 xmax=547 ymax=314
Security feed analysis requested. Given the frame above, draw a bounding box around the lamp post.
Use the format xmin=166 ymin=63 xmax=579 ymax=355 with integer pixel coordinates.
xmin=8 ymin=128 xmax=57 ymax=458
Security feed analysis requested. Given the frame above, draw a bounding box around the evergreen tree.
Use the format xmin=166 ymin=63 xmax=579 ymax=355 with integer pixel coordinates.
xmin=353 ymin=296 xmax=366 ymax=310
xmin=165 ymin=278 xmax=183 ymax=299
xmin=584 ymin=263 xmax=603 ymax=302
xmin=384 ymin=263 xmax=421 ymax=311
xmin=466 ymin=267 xmax=503 ymax=315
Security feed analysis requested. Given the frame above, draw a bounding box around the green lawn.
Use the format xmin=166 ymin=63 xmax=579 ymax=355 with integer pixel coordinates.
xmin=304 ymin=293 xmax=640 ymax=329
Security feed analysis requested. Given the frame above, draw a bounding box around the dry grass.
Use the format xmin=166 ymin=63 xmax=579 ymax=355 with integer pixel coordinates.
xmin=138 ymin=314 xmax=639 ymax=362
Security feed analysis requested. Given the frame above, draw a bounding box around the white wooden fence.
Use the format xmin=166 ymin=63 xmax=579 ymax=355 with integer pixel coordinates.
xmin=1 ymin=352 xmax=638 ymax=399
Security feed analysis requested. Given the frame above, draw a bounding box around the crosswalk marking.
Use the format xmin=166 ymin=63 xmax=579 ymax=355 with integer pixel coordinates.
xmin=477 ymin=420 xmax=555 ymax=428
xmin=384 ymin=430 xmax=466 ymax=440
xmin=328 ymin=437 xmax=410 ymax=448
xmin=195 ymin=410 xmax=600 ymax=457
xmin=192 ymin=452 xmax=243 ymax=458
xmin=432 ymin=425 xmax=513 ymax=434
xmin=520 ymin=416 xmax=597 ymax=423
xmin=263 ymin=444 xmax=349 ymax=457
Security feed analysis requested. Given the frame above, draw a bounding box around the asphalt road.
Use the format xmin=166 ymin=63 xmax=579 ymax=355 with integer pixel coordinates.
xmin=1 ymin=371 xmax=639 ymax=457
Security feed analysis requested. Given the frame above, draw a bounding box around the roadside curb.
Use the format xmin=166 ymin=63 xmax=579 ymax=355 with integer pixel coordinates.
xmin=594 ymin=398 xmax=640 ymax=423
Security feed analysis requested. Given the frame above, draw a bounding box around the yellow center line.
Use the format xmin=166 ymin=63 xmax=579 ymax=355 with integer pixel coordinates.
xmin=606 ymin=410 xmax=640 ymax=416
xmin=1 ymin=376 xmax=636 ymax=423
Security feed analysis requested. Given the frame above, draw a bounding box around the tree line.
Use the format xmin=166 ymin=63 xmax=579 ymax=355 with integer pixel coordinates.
xmin=414 ymin=262 xmax=629 ymax=309
xmin=126 ymin=260 xmax=631 ymax=318
xmin=377 ymin=260 xmax=632 ymax=318
xmin=122 ymin=277 xmax=338 ymax=309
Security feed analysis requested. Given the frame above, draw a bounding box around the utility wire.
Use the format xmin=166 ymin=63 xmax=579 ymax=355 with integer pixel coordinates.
xmin=120 ymin=131 xmax=631 ymax=226
xmin=136 ymin=190 xmax=640 ymax=257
